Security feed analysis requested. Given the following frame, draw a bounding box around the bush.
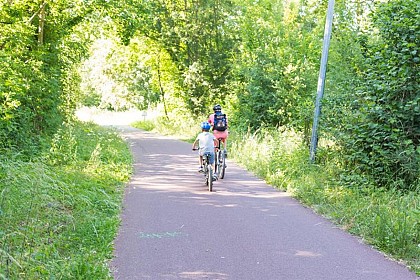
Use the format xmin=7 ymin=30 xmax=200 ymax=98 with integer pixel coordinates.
xmin=337 ymin=0 xmax=420 ymax=190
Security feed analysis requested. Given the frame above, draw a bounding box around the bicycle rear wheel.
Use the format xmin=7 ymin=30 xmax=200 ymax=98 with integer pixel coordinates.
xmin=219 ymin=153 xmax=226 ymax=179
xmin=214 ymin=151 xmax=219 ymax=175
xmin=207 ymin=166 xmax=213 ymax=191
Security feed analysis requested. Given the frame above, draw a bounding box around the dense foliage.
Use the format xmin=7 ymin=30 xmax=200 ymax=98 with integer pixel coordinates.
xmin=337 ymin=0 xmax=419 ymax=189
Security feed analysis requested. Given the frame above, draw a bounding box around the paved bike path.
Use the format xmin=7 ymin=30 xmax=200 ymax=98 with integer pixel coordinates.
xmin=111 ymin=127 xmax=418 ymax=280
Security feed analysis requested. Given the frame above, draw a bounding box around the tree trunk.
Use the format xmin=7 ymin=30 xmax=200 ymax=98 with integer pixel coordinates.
xmin=38 ymin=2 xmax=46 ymax=45
xmin=157 ymin=54 xmax=169 ymax=119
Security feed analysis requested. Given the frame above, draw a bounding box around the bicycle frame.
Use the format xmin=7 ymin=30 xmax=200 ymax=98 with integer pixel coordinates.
xmin=202 ymin=153 xmax=214 ymax=191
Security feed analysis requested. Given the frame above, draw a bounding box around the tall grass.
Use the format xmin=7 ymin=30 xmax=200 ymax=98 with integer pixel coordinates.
xmin=229 ymin=127 xmax=419 ymax=275
xmin=0 ymin=122 xmax=132 ymax=279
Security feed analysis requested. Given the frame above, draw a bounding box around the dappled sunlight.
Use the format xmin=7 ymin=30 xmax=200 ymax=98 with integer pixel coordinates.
xmin=125 ymin=131 xmax=187 ymax=141
xmin=294 ymin=250 xmax=322 ymax=258
xmin=177 ymin=271 xmax=229 ymax=279
xmin=138 ymin=271 xmax=230 ymax=279
xmin=213 ymin=188 xmax=291 ymax=200
xmin=128 ymin=154 xmax=293 ymax=199
xmin=122 ymin=139 xmax=300 ymax=213
xmin=110 ymin=128 xmax=305 ymax=222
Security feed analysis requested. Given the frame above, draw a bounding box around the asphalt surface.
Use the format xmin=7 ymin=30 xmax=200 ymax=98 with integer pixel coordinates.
xmin=111 ymin=126 xmax=418 ymax=280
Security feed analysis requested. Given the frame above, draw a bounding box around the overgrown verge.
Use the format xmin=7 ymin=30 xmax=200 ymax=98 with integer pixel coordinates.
xmin=229 ymin=128 xmax=419 ymax=275
xmin=0 ymin=122 xmax=132 ymax=279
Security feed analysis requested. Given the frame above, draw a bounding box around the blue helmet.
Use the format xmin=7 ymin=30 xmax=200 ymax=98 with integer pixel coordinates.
xmin=201 ymin=121 xmax=211 ymax=131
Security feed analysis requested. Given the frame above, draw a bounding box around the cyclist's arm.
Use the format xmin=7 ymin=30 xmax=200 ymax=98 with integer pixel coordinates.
xmin=192 ymin=139 xmax=199 ymax=150
xmin=208 ymin=114 xmax=214 ymax=127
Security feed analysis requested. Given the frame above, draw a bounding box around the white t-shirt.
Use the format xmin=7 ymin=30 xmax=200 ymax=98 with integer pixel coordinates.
xmin=196 ymin=132 xmax=216 ymax=154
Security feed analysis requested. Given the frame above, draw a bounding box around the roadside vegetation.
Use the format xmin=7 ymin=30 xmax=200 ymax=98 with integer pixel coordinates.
xmin=0 ymin=122 xmax=131 ymax=279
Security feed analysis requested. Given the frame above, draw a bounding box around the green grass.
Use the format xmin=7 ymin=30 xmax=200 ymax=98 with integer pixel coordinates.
xmin=0 ymin=122 xmax=132 ymax=279
xmin=131 ymin=120 xmax=156 ymax=132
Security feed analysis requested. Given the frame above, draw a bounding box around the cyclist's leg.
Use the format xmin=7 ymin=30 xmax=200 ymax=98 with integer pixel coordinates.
xmin=220 ymin=137 xmax=227 ymax=149
xmin=198 ymin=152 xmax=204 ymax=172
xmin=208 ymin=152 xmax=218 ymax=180
xmin=208 ymin=152 xmax=215 ymax=165
xmin=219 ymin=132 xmax=228 ymax=157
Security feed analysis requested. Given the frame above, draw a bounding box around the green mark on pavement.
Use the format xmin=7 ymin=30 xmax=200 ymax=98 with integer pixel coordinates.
xmin=139 ymin=231 xmax=187 ymax=239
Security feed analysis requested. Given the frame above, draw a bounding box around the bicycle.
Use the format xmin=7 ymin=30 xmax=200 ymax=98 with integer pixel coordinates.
xmin=214 ymin=138 xmax=227 ymax=180
xmin=193 ymin=149 xmax=214 ymax=191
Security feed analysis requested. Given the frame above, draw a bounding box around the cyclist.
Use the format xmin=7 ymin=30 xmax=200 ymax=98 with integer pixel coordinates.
xmin=192 ymin=121 xmax=218 ymax=173
xmin=208 ymin=104 xmax=228 ymax=157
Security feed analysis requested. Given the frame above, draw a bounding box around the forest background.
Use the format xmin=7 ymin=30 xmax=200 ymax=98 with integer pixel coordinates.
xmin=0 ymin=0 xmax=419 ymax=278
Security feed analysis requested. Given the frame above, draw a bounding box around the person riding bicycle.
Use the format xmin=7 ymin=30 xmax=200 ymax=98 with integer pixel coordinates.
xmin=192 ymin=121 xmax=218 ymax=173
xmin=208 ymin=104 xmax=228 ymax=157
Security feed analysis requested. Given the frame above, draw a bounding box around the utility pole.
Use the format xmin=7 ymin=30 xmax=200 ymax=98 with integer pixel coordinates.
xmin=309 ymin=0 xmax=335 ymax=162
